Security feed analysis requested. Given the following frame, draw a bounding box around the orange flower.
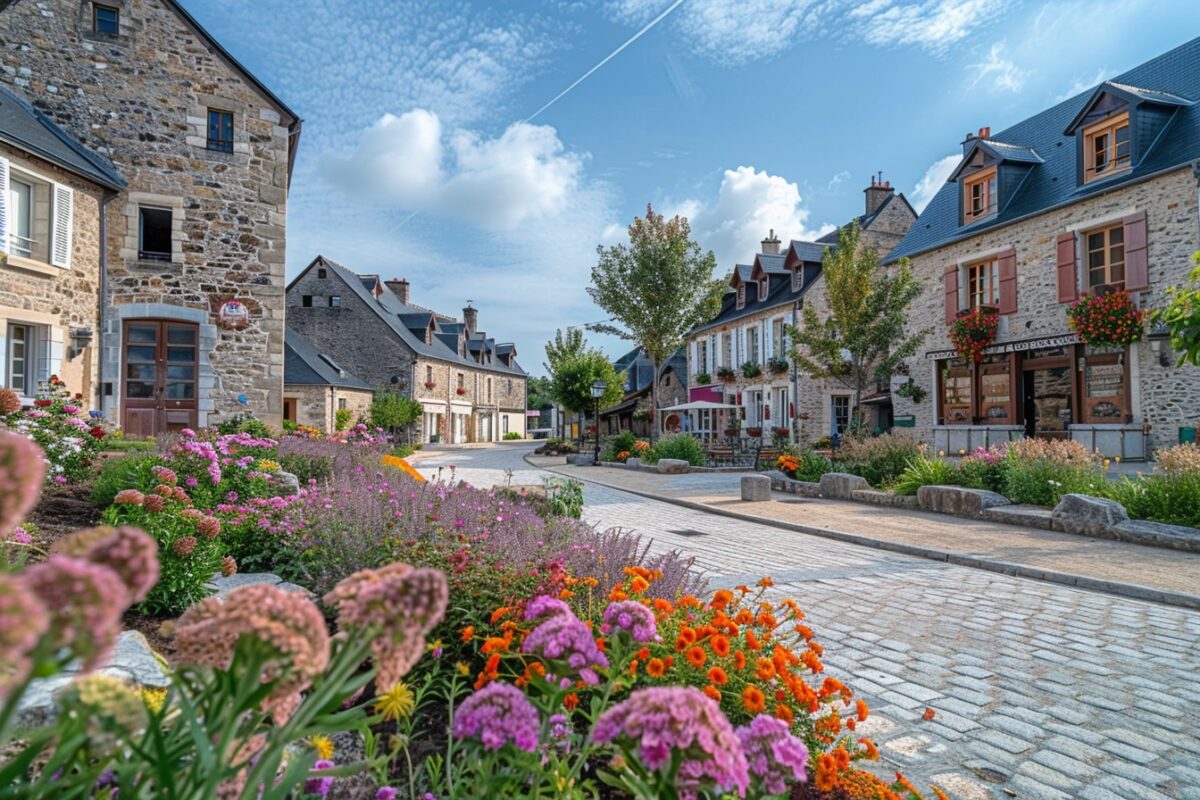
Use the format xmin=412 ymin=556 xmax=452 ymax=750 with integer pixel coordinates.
xmin=595 ymin=637 xmax=606 ymax=653
xmin=774 ymin=704 xmax=794 ymax=723
xmin=680 ymin=627 xmax=698 ymax=644
xmin=735 ymin=584 xmax=751 ymax=594
xmin=686 ymin=646 xmax=707 ymax=668
xmin=674 ymin=636 xmax=689 ymax=652
xmin=860 ymin=737 xmax=879 ymax=760
xmin=755 ymin=658 xmax=776 ymax=681
xmin=742 ymin=686 xmax=766 ymax=714
xmin=490 ymin=607 xmax=511 ymax=624
xmin=629 ymin=659 xmax=639 ymax=676
xmin=609 ymin=587 xmax=628 ymax=602
xmin=653 ymin=598 xmax=674 ymax=615
xmin=846 ymin=718 xmax=857 ymax=731
xmin=703 ymin=684 xmax=722 ymax=701
xmin=895 ymin=772 xmax=920 ymax=795
xmin=922 ymin=708 xmax=936 ymax=721
xmin=481 ymin=636 xmax=509 ymax=655
xmin=563 ymin=693 xmax=579 ymax=710
xmin=734 ymin=609 xmax=755 ymax=625
xmin=733 ymin=650 xmax=747 ymax=670
xmin=559 ymin=588 xmax=574 ymax=600
xmin=630 ymin=576 xmax=650 ymax=594
xmin=801 ymin=650 xmax=823 ymax=674
xmin=646 ymin=658 xmax=666 ymax=678
xmin=807 ymin=640 xmax=824 ymax=656
xmin=745 ymin=631 xmax=761 ymax=651
xmin=678 ymin=594 xmax=701 ymax=609
xmin=833 ymin=746 xmax=851 ymax=771
xmin=710 ymin=635 xmax=731 ymax=658
xmin=856 ymin=699 xmax=869 ymax=722
xmin=757 ymin=611 xmax=778 ymax=629
xmin=707 ymin=667 xmax=728 ymax=686
xmin=932 ymin=787 xmax=950 ymax=800
xmin=460 ymin=625 xmax=475 ymax=642
xmin=794 ymin=624 xmax=814 ymax=640
xmin=710 ymin=589 xmax=734 ymax=609
xmin=758 ymin=577 xmax=774 ymax=588
xmin=814 ymin=754 xmax=839 ymax=792
xmin=636 ymin=647 xmax=650 ymax=660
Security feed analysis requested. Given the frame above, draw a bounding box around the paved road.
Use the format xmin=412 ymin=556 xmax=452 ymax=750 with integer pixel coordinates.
xmin=412 ymin=444 xmax=1200 ymax=800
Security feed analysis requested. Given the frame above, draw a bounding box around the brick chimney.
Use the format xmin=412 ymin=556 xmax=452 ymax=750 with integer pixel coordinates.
xmin=961 ymin=126 xmax=990 ymax=155
xmin=385 ymin=278 xmax=410 ymax=304
xmin=863 ymin=172 xmax=894 ymax=216
xmin=760 ymin=229 xmax=781 ymax=255
xmin=463 ymin=303 xmax=478 ymax=333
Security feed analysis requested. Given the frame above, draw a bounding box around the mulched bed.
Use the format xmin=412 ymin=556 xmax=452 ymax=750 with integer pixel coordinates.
xmin=25 ymin=481 xmax=101 ymax=555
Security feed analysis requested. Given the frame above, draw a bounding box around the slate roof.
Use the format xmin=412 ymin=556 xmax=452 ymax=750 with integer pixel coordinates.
xmin=0 ymin=86 xmax=125 ymax=190
xmin=284 ymin=328 xmax=372 ymax=390
xmin=787 ymin=240 xmax=830 ymax=263
xmin=888 ymin=36 xmax=1200 ymax=262
xmin=295 ymin=256 xmax=526 ymax=377
xmin=753 ymin=252 xmax=789 ymax=275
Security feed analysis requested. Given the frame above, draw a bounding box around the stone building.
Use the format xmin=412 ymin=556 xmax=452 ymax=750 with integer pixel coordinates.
xmin=600 ymin=347 xmax=687 ymax=436
xmin=887 ymin=38 xmax=1200 ymax=458
xmin=0 ymin=85 xmax=124 ymax=404
xmin=286 ymin=256 xmax=528 ymax=443
xmin=684 ymin=179 xmax=917 ymax=443
xmin=0 ymin=0 xmax=300 ymax=435
xmin=282 ymin=327 xmax=372 ymax=433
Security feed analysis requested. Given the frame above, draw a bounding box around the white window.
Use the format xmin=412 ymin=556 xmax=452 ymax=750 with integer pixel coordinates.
xmin=0 ymin=159 xmax=73 ymax=267
xmin=736 ymin=284 xmax=746 ymax=309
xmin=745 ymin=326 xmax=760 ymax=365
xmin=4 ymin=322 xmax=47 ymax=397
xmin=696 ymin=339 xmax=708 ymax=374
xmin=831 ymin=395 xmax=851 ymax=435
xmin=771 ymin=318 xmax=786 ymax=357
xmin=791 ymin=265 xmax=803 ymax=291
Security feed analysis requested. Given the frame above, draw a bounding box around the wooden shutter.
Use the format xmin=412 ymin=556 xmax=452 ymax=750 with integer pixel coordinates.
xmin=1123 ymin=210 xmax=1148 ymax=291
xmin=997 ymin=248 xmax=1017 ymax=314
xmin=0 ymin=157 xmax=8 ymax=256
xmin=943 ymin=264 xmax=959 ymax=325
xmin=50 ymin=184 xmax=73 ymax=268
xmin=1056 ymin=231 xmax=1078 ymax=303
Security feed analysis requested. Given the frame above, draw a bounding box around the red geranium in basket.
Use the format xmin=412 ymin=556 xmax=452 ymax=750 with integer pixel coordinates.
xmin=949 ymin=308 xmax=999 ymax=362
xmin=1067 ymin=290 xmax=1144 ymax=348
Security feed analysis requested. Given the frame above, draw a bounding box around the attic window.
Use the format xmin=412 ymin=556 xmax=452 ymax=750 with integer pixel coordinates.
xmin=963 ymin=166 xmax=997 ymax=224
xmin=758 ymin=277 xmax=768 ymax=299
xmin=1084 ymin=111 xmax=1130 ymax=182
xmin=736 ymin=284 xmax=746 ymax=310
xmin=317 ymin=268 xmax=327 ymax=279
xmin=791 ymin=266 xmax=802 ymax=292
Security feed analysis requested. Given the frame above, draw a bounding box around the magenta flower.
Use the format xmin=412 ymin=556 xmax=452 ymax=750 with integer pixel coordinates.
xmin=593 ymin=687 xmax=749 ymax=798
xmin=522 ymin=608 xmax=608 ymax=686
xmin=305 ymin=759 xmax=335 ymax=797
xmin=736 ymin=714 xmax=808 ymax=794
xmin=523 ymin=595 xmax=572 ymax=622
xmin=452 ymin=681 xmax=540 ymax=752
xmin=602 ymin=600 xmax=659 ymax=642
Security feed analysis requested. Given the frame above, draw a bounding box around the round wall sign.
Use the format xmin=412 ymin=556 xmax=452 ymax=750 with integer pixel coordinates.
xmin=217 ymin=300 xmax=251 ymax=330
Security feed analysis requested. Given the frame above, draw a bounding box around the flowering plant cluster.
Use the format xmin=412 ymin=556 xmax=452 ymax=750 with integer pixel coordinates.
xmin=1067 ymin=289 xmax=1144 ymax=348
xmin=2 ymin=376 xmax=108 ymax=484
xmin=949 ymin=308 xmax=998 ymax=362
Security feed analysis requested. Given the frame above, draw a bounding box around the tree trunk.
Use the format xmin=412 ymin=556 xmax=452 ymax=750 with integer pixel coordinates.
xmin=650 ymin=355 xmax=660 ymax=442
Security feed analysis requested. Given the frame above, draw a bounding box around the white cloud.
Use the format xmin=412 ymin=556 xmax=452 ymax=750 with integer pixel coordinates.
xmin=680 ymin=166 xmax=835 ymax=267
xmin=1055 ymin=67 xmax=1108 ymax=102
xmin=852 ymin=0 xmax=1010 ymax=55
xmin=910 ymin=154 xmax=960 ymax=212
xmin=326 ymin=110 xmax=585 ymax=231
xmin=827 ymin=170 xmax=852 ymax=192
xmin=968 ymin=42 xmax=1026 ymax=92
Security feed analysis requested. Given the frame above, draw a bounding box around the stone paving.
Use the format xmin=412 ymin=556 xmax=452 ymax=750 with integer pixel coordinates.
xmin=413 ymin=443 xmax=1200 ymax=799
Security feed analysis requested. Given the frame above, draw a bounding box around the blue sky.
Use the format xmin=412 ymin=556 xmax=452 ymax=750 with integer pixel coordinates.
xmin=187 ymin=0 xmax=1200 ymax=374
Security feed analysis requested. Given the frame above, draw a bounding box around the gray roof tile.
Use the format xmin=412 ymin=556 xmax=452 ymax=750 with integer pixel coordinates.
xmin=0 ymin=86 xmax=124 ymax=189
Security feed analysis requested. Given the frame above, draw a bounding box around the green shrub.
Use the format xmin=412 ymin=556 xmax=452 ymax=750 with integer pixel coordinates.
xmin=335 ymin=407 xmax=353 ymax=431
xmin=503 ymin=431 xmax=523 ymax=440
xmin=832 ymin=432 xmax=924 ymax=488
xmin=605 ymin=431 xmax=638 ymax=461
xmin=642 ymin=434 xmax=706 ymax=466
xmin=281 ymin=418 xmax=298 ymax=433
xmin=892 ymin=456 xmax=959 ymax=495
xmin=1105 ymin=472 xmax=1200 ymax=527
xmin=91 ymin=452 xmax=165 ymax=507
xmin=279 ymin=452 xmax=333 ymax=485
xmin=956 ymin=444 xmax=1010 ymax=493
xmin=389 ymin=444 xmax=416 ymax=459
xmin=546 ymin=478 xmax=585 ymax=519
xmin=776 ymin=448 xmax=832 ymax=482
xmin=216 ymin=412 xmax=273 ymax=439
xmin=1001 ymin=438 xmax=1105 ymax=506
xmin=101 ymin=437 xmax=156 ymax=453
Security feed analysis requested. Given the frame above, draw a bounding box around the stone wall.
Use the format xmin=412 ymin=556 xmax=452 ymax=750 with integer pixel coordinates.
xmin=0 ymin=143 xmax=105 ymax=403
xmin=0 ymin=0 xmax=295 ymax=428
xmin=892 ymin=167 xmax=1200 ymax=454
xmin=285 ymin=384 xmax=373 ymax=433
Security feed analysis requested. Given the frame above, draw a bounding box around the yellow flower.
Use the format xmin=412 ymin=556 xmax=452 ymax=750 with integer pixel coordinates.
xmin=257 ymin=459 xmax=281 ymax=472
xmin=375 ymin=682 xmax=416 ymax=721
xmin=310 ymin=734 xmax=335 ymax=760
xmin=455 ymin=661 xmax=470 ymax=676
xmin=138 ymin=686 xmax=167 ymax=714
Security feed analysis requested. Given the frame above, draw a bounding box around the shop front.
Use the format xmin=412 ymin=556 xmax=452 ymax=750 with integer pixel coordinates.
xmin=928 ymin=334 xmax=1144 ymax=459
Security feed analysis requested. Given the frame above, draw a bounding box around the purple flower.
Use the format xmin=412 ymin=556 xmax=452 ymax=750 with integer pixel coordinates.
xmin=375 ymin=789 xmax=397 ymax=800
xmin=452 ymin=682 xmax=540 ymax=752
xmin=185 ymin=475 xmax=198 ymax=488
xmin=305 ymin=759 xmax=335 ymax=797
xmin=522 ymin=608 xmax=608 ymax=686
xmin=736 ymin=714 xmax=808 ymax=794
xmin=523 ymin=595 xmax=572 ymax=623
xmin=602 ymin=600 xmax=659 ymax=642
xmin=593 ymin=687 xmax=749 ymax=799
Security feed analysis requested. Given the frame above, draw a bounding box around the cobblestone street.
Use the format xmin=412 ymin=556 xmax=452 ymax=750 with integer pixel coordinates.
xmin=412 ymin=444 xmax=1200 ymax=800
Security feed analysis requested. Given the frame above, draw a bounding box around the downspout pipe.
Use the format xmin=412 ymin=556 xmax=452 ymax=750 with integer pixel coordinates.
xmin=96 ymin=190 xmax=117 ymax=420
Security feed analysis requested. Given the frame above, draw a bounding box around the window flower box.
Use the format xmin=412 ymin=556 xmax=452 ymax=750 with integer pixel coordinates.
xmin=695 ymin=372 xmax=712 ymax=385
xmin=741 ymin=362 xmax=763 ymax=380
xmin=717 ymin=366 xmax=737 ymax=383
xmin=767 ymin=356 xmax=789 ymax=376
xmin=455 ymin=387 xmax=467 ymax=396
xmin=423 ymin=381 xmax=436 ymax=390
xmin=1068 ymin=289 xmax=1144 ymax=348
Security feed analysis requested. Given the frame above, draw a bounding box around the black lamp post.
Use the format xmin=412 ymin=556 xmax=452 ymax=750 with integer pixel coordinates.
xmin=591 ymin=378 xmax=607 ymax=465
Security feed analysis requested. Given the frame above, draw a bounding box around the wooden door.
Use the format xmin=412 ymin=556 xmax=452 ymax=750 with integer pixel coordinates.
xmin=122 ymin=320 xmax=199 ymax=437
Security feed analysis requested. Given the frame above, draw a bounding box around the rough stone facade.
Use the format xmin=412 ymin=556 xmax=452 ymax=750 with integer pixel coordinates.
xmin=0 ymin=0 xmax=298 ymax=430
xmin=892 ymin=166 xmax=1200 ymax=456
xmin=285 ymin=384 xmax=373 ymax=433
xmin=0 ymin=142 xmax=105 ymax=402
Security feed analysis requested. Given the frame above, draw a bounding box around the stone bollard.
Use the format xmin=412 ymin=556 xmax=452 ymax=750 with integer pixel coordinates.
xmin=741 ymin=474 xmax=772 ymax=502
xmin=657 ymin=458 xmax=690 ymax=474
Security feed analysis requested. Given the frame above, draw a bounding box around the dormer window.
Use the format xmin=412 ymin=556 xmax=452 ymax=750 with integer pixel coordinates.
xmin=758 ymin=277 xmax=767 ymax=299
xmin=1083 ymin=111 xmax=1130 ymax=182
xmin=963 ymin=167 xmax=996 ymax=223
xmin=791 ymin=266 xmax=803 ymax=292
xmin=736 ymin=284 xmax=746 ymax=310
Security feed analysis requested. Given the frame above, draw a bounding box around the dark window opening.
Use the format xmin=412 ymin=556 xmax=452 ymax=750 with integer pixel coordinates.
xmin=329 ymin=296 xmax=341 ymax=308
xmin=207 ymin=109 xmax=233 ymax=153
xmin=93 ymin=3 xmax=118 ymax=34
xmin=138 ymin=207 xmax=172 ymax=261
xmin=317 ymin=268 xmax=327 ymax=278
xmin=301 ymin=295 xmax=313 ymax=307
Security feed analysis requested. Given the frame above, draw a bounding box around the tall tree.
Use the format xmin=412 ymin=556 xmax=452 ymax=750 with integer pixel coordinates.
xmin=1151 ymin=251 xmax=1200 ymax=366
xmin=543 ymin=327 xmax=587 ymax=375
xmin=587 ymin=204 xmax=724 ymax=438
xmin=787 ymin=222 xmax=930 ymax=431
xmin=550 ymin=350 xmax=625 ymax=444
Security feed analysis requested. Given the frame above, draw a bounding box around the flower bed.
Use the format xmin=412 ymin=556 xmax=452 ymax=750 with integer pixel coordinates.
xmin=2 ymin=377 xmax=108 ymax=485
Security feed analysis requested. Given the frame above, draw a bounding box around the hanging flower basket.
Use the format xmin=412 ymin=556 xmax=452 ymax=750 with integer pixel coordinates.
xmin=1067 ymin=290 xmax=1144 ymax=348
xmin=767 ymin=356 xmax=789 ymax=376
xmin=717 ymin=366 xmax=737 ymax=383
xmin=950 ymin=308 xmax=999 ymax=362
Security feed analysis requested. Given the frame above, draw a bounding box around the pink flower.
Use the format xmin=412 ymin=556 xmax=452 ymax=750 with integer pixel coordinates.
xmin=0 ymin=573 xmax=49 ymax=698
xmin=56 ymin=526 xmax=160 ymax=604
xmin=197 ymin=516 xmax=221 ymax=539
xmin=0 ymin=431 xmax=46 ymax=534
xmin=736 ymin=714 xmax=808 ymax=794
xmin=113 ymin=489 xmax=145 ymax=506
xmin=143 ymin=494 xmax=165 ymax=513
xmin=171 ymin=536 xmax=197 ymax=557
xmin=453 ymin=681 xmax=540 ymax=752
xmin=20 ymin=555 xmax=129 ymax=671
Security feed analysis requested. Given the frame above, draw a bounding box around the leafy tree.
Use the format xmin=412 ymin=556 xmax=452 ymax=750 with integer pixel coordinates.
xmin=543 ymin=327 xmax=587 ymax=375
xmin=787 ymin=222 xmax=930 ymax=430
xmin=551 ymin=350 xmax=625 ymax=443
xmin=526 ymin=376 xmax=554 ymax=411
xmin=1150 ymin=251 xmax=1200 ymax=366
xmin=370 ymin=391 xmax=422 ymax=439
xmin=587 ymin=204 xmax=724 ymax=438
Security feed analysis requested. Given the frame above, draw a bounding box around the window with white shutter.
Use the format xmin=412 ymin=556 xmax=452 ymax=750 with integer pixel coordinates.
xmin=50 ymin=184 xmax=73 ymax=268
xmin=0 ymin=157 xmax=9 ymax=256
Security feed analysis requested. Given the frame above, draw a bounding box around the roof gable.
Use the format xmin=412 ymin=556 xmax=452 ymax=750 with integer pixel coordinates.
xmin=1064 ymin=80 xmax=1191 ymax=134
xmin=284 ymin=327 xmax=372 ymax=390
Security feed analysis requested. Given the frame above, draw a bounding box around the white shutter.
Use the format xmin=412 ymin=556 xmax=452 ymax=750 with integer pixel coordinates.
xmin=690 ymin=340 xmax=697 ymax=376
xmin=0 ymin=157 xmax=9 ymax=256
xmin=50 ymin=183 xmax=73 ymax=268
xmin=764 ymin=319 xmax=773 ymax=361
xmin=708 ymin=335 xmax=716 ymax=372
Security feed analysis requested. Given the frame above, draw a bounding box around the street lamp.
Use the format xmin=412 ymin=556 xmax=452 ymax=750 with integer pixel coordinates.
xmin=591 ymin=379 xmax=608 ymax=465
